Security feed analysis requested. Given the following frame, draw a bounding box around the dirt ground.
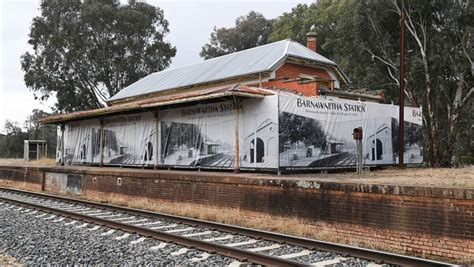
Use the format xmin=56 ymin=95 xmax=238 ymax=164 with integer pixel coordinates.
xmin=0 ymin=158 xmax=56 ymax=166
xmin=288 ymin=165 xmax=474 ymax=188
xmin=0 ymin=254 xmax=18 ymax=265
xmin=0 ymin=158 xmax=473 ymax=188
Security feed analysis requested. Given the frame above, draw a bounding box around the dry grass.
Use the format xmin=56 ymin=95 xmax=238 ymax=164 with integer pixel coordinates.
xmin=0 ymin=158 xmax=56 ymax=167
xmin=293 ymin=165 xmax=474 ymax=188
xmin=83 ymin=191 xmax=337 ymax=241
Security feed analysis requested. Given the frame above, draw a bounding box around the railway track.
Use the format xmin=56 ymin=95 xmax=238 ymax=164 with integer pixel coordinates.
xmin=0 ymin=187 xmax=457 ymax=266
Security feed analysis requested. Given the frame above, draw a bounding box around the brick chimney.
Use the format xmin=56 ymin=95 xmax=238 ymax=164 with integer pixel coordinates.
xmin=306 ymin=32 xmax=317 ymax=52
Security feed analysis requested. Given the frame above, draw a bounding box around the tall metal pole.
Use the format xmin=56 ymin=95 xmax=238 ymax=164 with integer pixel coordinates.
xmin=399 ymin=11 xmax=405 ymax=168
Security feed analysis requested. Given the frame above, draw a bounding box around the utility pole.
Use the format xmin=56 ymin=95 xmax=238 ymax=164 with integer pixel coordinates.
xmin=399 ymin=11 xmax=405 ymax=169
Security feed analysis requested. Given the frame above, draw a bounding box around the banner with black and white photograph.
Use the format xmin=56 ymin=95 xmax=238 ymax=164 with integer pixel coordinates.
xmin=63 ymin=119 xmax=100 ymax=165
xmin=160 ymin=101 xmax=237 ymax=168
xmin=239 ymin=95 xmax=279 ymax=169
xmin=103 ymin=112 xmax=156 ymax=166
xmin=391 ymin=106 xmax=423 ymax=164
xmin=57 ymin=92 xmax=422 ymax=170
xmin=278 ymin=93 xmax=423 ymax=169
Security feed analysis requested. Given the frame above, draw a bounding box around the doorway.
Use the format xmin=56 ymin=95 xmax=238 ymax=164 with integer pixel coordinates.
xmin=250 ymin=138 xmax=264 ymax=163
xmin=371 ymin=138 xmax=383 ymax=160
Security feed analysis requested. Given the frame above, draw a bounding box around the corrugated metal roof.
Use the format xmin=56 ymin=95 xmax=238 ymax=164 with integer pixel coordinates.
xmin=108 ymin=39 xmax=340 ymax=102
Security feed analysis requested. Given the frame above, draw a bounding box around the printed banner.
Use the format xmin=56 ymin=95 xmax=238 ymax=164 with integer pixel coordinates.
xmin=239 ymin=95 xmax=279 ymax=169
xmin=160 ymin=101 xmax=237 ymax=168
xmin=278 ymin=93 xmax=423 ymax=169
xmin=57 ymin=93 xmax=422 ymax=170
xmin=63 ymin=119 xmax=100 ymax=165
xmin=103 ymin=112 xmax=157 ymax=166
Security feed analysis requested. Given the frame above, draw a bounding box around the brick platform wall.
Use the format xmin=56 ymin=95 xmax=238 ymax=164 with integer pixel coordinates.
xmin=0 ymin=166 xmax=43 ymax=191
xmin=0 ymin=165 xmax=472 ymax=261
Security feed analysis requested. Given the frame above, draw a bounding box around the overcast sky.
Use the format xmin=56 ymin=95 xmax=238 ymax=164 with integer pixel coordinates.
xmin=0 ymin=0 xmax=313 ymax=133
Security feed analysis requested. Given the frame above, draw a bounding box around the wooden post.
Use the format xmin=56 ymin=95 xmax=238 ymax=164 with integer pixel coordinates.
xmin=45 ymin=143 xmax=48 ymax=159
xmin=99 ymin=119 xmax=105 ymax=167
xmin=233 ymin=97 xmax=240 ymax=174
xmin=36 ymin=143 xmax=40 ymax=160
xmin=60 ymin=124 xmax=65 ymax=166
xmin=154 ymin=110 xmax=160 ymax=170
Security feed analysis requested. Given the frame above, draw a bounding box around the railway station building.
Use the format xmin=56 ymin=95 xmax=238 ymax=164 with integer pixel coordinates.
xmin=42 ymin=33 xmax=423 ymax=171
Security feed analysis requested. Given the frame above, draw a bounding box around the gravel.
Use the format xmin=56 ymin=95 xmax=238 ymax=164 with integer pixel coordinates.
xmin=193 ymin=231 xmax=229 ymax=240
xmin=259 ymin=244 xmax=304 ymax=256
xmin=215 ymin=235 xmax=251 ymax=245
xmin=292 ymin=250 xmax=337 ymax=264
xmin=238 ymin=241 xmax=275 ymax=249
xmin=0 ymin=202 xmax=236 ymax=265
xmin=334 ymin=257 xmax=373 ymax=266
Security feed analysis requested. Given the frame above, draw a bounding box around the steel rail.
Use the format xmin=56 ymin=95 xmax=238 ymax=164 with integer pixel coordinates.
xmin=0 ymin=187 xmax=458 ymax=267
xmin=0 ymin=195 xmax=299 ymax=266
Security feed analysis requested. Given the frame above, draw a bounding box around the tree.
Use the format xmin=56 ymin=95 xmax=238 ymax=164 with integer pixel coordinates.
xmin=25 ymin=109 xmax=58 ymax=158
xmin=21 ymin=0 xmax=176 ymax=112
xmin=0 ymin=110 xmax=59 ymax=159
xmin=270 ymin=0 xmax=388 ymax=92
xmin=200 ymin=11 xmax=273 ymax=59
xmin=361 ymin=0 xmax=473 ymax=166
xmin=269 ymin=4 xmax=309 ymax=44
xmin=272 ymin=0 xmax=473 ymax=167
xmin=0 ymin=121 xmax=28 ymax=158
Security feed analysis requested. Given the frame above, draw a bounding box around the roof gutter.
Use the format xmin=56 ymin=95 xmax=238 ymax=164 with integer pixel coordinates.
xmin=138 ymin=91 xmax=264 ymax=109
xmin=319 ymin=89 xmax=383 ymax=103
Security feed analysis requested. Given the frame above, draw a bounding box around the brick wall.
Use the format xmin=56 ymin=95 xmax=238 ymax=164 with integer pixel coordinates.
xmin=274 ymin=62 xmax=331 ymax=80
xmin=0 ymin=165 xmax=472 ymax=261
xmin=0 ymin=166 xmax=43 ymax=191
xmin=262 ymin=62 xmax=333 ymax=96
